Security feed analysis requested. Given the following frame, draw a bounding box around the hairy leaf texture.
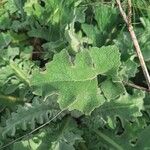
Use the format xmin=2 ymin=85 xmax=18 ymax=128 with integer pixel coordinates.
xmin=31 ymin=46 xmax=121 ymax=114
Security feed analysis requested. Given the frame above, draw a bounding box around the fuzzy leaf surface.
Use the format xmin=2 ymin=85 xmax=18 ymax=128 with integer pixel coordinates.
xmin=31 ymin=46 xmax=121 ymax=114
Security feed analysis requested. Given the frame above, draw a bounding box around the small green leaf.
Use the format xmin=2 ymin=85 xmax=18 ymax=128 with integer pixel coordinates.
xmin=94 ymin=5 xmax=117 ymax=32
xmin=101 ymin=79 xmax=125 ymax=100
xmin=0 ymin=33 xmax=12 ymax=49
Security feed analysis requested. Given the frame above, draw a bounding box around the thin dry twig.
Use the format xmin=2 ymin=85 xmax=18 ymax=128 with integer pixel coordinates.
xmin=123 ymin=81 xmax=150 ymax=93
xmin=116 ymin=0 xmax=150 ymax=90
xmin=128 ymin=0 xmax=132 ymax=24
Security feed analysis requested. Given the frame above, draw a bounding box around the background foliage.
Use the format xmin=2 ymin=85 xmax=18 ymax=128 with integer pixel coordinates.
xmin=0 ymin=0 xmax=150 ymax=149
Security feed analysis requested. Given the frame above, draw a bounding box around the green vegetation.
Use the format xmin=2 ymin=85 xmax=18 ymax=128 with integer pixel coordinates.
xmin=0 ymin=0 xmax=150 ymax=149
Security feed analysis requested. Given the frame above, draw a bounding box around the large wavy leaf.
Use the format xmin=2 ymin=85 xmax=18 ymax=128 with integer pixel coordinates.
xmin=31 ymin=46 xmax=121 ymax=114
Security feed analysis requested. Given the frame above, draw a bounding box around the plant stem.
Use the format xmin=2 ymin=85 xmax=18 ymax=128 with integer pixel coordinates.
xmin=0 ymin=94 xmax=24 ymax=105
xmin=123 ymin=81 xmax=150 ymax=93
xmin=116 ymin=0 xmax=150 ymax=90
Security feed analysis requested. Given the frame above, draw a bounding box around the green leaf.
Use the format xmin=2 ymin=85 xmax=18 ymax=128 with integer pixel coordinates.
xmin=13 ymin=118 xmax=83 ymax=150
xmin=0 ymin=32 xmax=12 ymax=49
xmin=0 ymin=59 xmax=31 ymax=91
xmin=65 ymin=23 xmax=82 ymax=53
xmin=85 ymin=90 xmax=145 ymax=130
xmin=114 ymin=32 xmax=134 ymax=61
xmin=82 ymin=24 xmax=99 ymax=45
xmin=65 ymin=23 xmax=92 ymax=53
xmin=135 ymin=125 xmax=150 ymax=149
xmin=2 ymin=96 xmax=65 ymax=137
xmin=24 ymin=0 xmax=44 ymax=17
xmin=119 ymin=55 xmax=139 ymax=80
xmin=31 ymin=46 xmax=121 ymax=114
xmin=94 ymin=4 xmax=117 ymax=32
xmin=138 ymin=19 xmax=150 ymax=61
xmin=83 ymin=113 xmax=147 ymax=150
xmin=99 ymin=90 xmax=144 ymax=123
xmin=0 ymin=13 xmax=11 ymax=30
xmin=81 ymin=4 xmax=118 ymax=47
xmin=3 ymin=0 xmax=18 ymax=14
xmin=1 ymin=46 xmax=19 ymax=60
xmin=101 ymin=79 xmax=125 ymax=100
xmin=28 ymin=24 xmax=52 ymax=41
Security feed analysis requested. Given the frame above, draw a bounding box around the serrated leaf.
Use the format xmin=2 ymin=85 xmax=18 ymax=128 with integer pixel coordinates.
xmin=99 ymin=90 xmax=144 ymax=123
xmin=85 ymin=90 xmax=145 ymax=131
xmin=2 ymin=96 xmax=64 ymax=137
xmin=13 ymin=118 xmax=83 ymax=150
xmin=83 ymin=111 xmax=148 ymax=150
